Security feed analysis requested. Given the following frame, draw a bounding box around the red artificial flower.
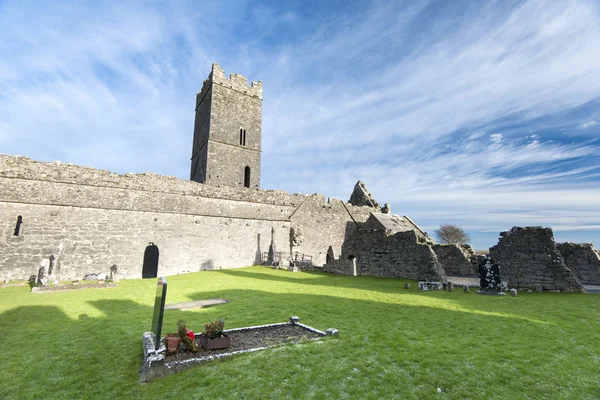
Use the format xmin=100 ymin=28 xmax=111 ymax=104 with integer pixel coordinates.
xmin=186 ymin=330 xmax=195 ymax=341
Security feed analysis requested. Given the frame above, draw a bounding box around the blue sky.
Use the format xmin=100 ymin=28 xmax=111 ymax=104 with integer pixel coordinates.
xmin=1 ymin=0 xmax=599 ymax=249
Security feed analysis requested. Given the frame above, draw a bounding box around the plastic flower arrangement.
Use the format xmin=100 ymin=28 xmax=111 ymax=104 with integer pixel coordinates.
xmin=177 ymin=319 xmax=199 ymax=352
xmin=203 ymin=318 xmax=225 ymax=339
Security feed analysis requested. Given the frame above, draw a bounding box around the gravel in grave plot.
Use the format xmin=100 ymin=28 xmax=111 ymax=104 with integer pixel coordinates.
xmin=165 ymin=324 xmax=322 ymax=363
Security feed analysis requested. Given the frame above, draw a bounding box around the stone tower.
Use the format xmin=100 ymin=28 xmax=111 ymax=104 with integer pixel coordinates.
xmin=190 ymin=63 xmax=262 ymax=188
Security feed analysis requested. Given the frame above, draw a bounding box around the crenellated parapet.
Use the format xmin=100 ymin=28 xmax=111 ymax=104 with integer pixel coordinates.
xmin=196 ymin=63 xmax=262 ymax=109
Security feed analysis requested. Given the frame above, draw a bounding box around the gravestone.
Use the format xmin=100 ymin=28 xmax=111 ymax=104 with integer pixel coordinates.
xmin=110 ymin=264 xmax=118 ymax=281
xmin=464 ymin=285 xmax=469 ymax=293
xmin=477 ymin=256 xmax=503 ymax=295
xmin=510 ymin=288 xmax=517 ymax=297
xmin=404 ymin=283 xmax=411 ymax=289
xmin=37 ymin=267 xmax=45 ymax=286
xmin=418 ymin=281 xmax=443 ymax=291
xmin=151 ymin=277 xmax=168 ymax=350
xmin=447 ymin=282 xmax=454 ymax=292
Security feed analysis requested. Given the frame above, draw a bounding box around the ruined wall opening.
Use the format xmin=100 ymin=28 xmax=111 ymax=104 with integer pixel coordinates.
xmin=142 ymin=243 xmax=160 ymax=279
xmin=244 ymin=166 xmax=251 ymax=188
xmin=13 ymin=215 xmax=23 ymax=236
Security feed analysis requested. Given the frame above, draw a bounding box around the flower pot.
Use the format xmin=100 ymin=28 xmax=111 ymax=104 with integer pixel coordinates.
xmin=165 ymin=334 xmax=182 ymax=354
xmin=199 ymin=334 xmax=230 ymax=350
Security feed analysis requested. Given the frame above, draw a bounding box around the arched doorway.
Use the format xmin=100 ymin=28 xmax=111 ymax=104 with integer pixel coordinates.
xmin=244 ymin=166 xmax=251 ymax=188
xmin=142 ymin=243 xmax=160 ymax=279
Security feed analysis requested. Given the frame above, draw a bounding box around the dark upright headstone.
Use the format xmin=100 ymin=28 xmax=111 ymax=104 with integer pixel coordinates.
xmin=48 ymin=255 xmax=55 ymax=275
xmin=110 ymin=264 xmax=118 ymax=280
xmin=37 ymin=267 xmax=45 ymax=286
xmin=478 ymin=255 xmax=502 ymax=294
xmin=151 ymin=277 xmax=167 ymax=350
xmin=142 ymin=243 xmax=160 ymax=279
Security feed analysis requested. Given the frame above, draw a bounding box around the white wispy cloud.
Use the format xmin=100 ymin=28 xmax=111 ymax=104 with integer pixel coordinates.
xmin=580 ymin=120 xmax=597 ymax=129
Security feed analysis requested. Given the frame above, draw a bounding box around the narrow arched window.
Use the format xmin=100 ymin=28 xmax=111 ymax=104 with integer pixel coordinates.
xmin=243 ymin=129 xmax=247 ymax=146
xmin=239 ymin=129 xmax=243 ymax=145
xmin=14 ymin=215 xmax=23 ymax=236
xmin=244 ymin=166 xmax=251 ymax=188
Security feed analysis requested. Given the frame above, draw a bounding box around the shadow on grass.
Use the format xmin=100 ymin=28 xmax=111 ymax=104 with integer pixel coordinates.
xmin=1 ymin=283 xmax=599 ymax=399
xmin=211 ymin=268 xmax=595 ymax=327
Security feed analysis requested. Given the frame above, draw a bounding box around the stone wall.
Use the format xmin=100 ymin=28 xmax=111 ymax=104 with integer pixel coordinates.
xmin=0 ymin=155 xmax=306 ymax=206
xmin=489 ymin=227 xmax=582 ymax=292
xmin=432 ymin=244 xmax=477 ymax=276
xmin=556 ymin=242 xmax=600 ymax=285
xmin=324 ymin=229 xmax=446 ymax=281
xmin=0 ymin=155 xmax=374 ymax=281
xmin=1 ymin=202 xmax=290 ymax=280
xmin=190 ymin=79 xmax=212 ymax=182
xmin=290 ymin=196 xmax=371 ymax=266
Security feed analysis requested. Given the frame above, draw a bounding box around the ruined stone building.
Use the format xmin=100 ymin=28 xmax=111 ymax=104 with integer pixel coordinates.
xmin=0 ymin=64 xmax=379 ymax=281
xmin=1 ymin=64 xmax=598 ymax=290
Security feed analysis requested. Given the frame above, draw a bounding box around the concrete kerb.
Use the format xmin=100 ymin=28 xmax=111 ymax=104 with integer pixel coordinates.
xmin=140 ymin=316 xmax=338 ymax=382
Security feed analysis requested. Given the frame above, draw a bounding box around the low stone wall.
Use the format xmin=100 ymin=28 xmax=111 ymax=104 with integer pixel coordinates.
xmin=432 ymin=244 xmax=476 ymax=276
xmin=489 ymin=227 xmax=582 ymax=292
xmin=556 ymin=243 xmax=600 ymax=285
xmin=325 ymin=230 xmax=446 ymax=281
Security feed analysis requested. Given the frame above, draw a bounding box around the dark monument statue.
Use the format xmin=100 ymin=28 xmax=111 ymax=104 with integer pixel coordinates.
xmin=478 ymin=255 xmax=503 ymax=294
xmin=151 ymin=277 xmax=168 ymax=350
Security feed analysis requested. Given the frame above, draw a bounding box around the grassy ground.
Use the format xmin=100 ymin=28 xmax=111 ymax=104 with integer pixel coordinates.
xmin=0 ymin=266 xmax=598 ymax=399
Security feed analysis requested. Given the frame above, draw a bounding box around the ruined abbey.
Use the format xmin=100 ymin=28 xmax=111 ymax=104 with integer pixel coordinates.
xmin=1 ymin=64 xmax=599 ymax=292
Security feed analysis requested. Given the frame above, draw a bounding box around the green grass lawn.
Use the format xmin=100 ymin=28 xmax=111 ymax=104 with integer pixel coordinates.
xmin=1 ymin=266 xmax=599 ymax=399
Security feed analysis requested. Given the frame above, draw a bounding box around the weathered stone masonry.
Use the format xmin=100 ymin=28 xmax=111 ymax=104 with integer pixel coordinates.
xmin=556 ymin=242 xmax=600 ymax=285
xmin=489 ymin=227 xmax=582 ymax=292
xmin=191 ymin=63 xmax=262 ymax=189
xmin=324 ymin=229 xmax=447 ymax=281
xmin=0 ymin=155 xmax=372 ymax=280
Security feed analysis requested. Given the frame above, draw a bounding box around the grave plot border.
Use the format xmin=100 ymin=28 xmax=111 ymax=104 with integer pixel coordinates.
xmin=140 ymin=316 xmax=339 ymax=382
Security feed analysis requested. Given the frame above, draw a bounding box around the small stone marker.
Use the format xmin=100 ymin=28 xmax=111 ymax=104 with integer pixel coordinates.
xmin=510 ymin=288 xmax=517 ymax=297
xmin=290 ymin=316 xmax=300 ymax=325
xmin=447 ymin=282 xmax=454 ymax=292
xmin=151 ymin=277 xmax=168 ymax=350
xmin=404 ymin=283 xmax=410 ymax=289
xmin=535 ymin=284 xmax=543 ymax=293
xmin=464 ymin=285 xmax=469 ymax=293
xmin=326 ymin=328 xmax=339 ymax=337
xmin=418 ymin=281 xmax=443 ymax=291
